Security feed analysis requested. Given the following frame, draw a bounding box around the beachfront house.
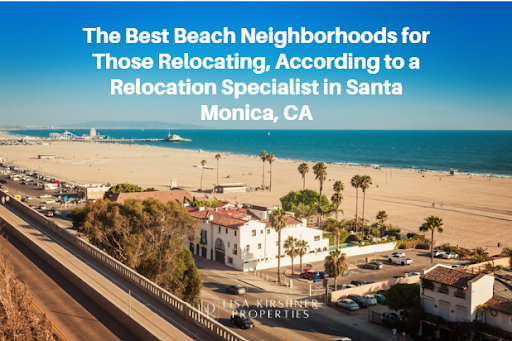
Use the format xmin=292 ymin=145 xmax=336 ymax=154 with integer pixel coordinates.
xmin=186 ymin=204 xmax=329 ymax=272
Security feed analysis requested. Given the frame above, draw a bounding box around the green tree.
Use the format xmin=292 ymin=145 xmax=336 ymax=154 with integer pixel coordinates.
xmin=503 ymin=247 xmax=512 ymax=268
xmin=313 ymin=162 xmax=328 ymax=228
xmin=360 ymin=175 xmax=372 ymax=237
xmin=471 ymin=247 xmax=489 ymax=264
xmin=104 ymin=183 xmax=143 ymax=199
xmin=144 ymin=187 xmax=159 ymax=192
xmin=280 ymin=189 xmax=329 ymax=213
xmin=485 ymin=260 xmax=503 ymax=274
xmin=284 ymin=236 xmax=298 ymax=275
xmin=386 ymin=283 xmax=421 ymax=313
xmin=419 ymin=215 xmax=444 ymax=263
xmin=331 ymin=180 xmax=344 ymax=220
xmin=200 ymin=159 xmax=206 ymax=191
xmin=376 ymin=210 xmax=389 ymax=237
xmin=215 ymin=154 xmax=221 ymax=185
xmin=350 ymin=175 xmax=362 ymax=232
xmin=298 ymin=163 xmax=309 ymax=190
xmin=324 ymin=249 xmax=348 ymax=291
xmin=260 ymin=151 xmax=268 ymax=189
xmin=270 ymin=208 xmax=288 ymax=283
xmin=70 ymin=198 xmax=202 ymax=304
xmin=324 ymin=218 xmax=347 ymax=249
xmin=296 ymin=240 xmax=309 ymax=272
xmin=293 ymin=202 xmax=313 ymax=221
xmin=266 ymin=153 xmax=276 ymax=192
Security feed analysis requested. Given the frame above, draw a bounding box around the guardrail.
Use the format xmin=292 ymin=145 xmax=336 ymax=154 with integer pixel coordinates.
xmin=0 ymin=191 xmax=247 ymax=341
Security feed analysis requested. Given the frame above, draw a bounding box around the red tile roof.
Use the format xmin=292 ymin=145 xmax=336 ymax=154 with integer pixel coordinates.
xmin=421 ymin=266 xmax=479 ymax=289
xmin=486 ymin=296 xmax=512 ymax=315
xmin=188 ymin=209 xmax=247 ymax=230
xmin=110 ymin=190 xmax=194 ymax=204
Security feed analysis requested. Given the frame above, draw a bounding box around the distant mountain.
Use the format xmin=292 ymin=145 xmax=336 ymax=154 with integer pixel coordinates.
xmin=57 ymin=121 xmax=206 ymax=129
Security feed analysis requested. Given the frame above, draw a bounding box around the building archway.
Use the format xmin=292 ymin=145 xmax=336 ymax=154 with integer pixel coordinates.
xmin=215 ymin=238 xmax=225 ymax=264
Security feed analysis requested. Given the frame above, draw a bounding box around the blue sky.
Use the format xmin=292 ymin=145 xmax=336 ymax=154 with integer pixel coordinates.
xmin=0 ymin=2 xmax=511 ymax=129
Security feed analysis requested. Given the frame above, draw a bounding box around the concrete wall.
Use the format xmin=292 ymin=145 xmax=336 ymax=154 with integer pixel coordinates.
xmin=486 ymin=311 xmax=512 ymax=333
xmin=0 ymin=190 xmax=247 ymax=341
xmin=330 ymin=275 xmax=420 ymax=302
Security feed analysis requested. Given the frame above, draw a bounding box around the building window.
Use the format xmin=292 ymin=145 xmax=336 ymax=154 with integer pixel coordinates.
xmin=314 ymin=236 xmax=320 ymax=241
xmin=439 ymin=284 xmax=449 ymax=294
xmin=261 ymin=230 xmax=263 ymax=234
xmin=455 ymin=288 xmax=465 ymax=298
xmin=246 ymin=245 xmax=250 ymax=251
xmin=218 ymin=226 xmax=221 ymax=233
xmin=258 ymin=243 xmax=262 ymax=249
xmin=267 ymin=229 xmax=270 ymax=234
xmin=228 ymin=242 xmax=230 ymax=248
xmin=233 ymin=244 xmax=238 ymax=255
xmin=252 ymin=230 xmax=256 ymax=236
xmin=226 ymin=228 xmax=228 ymax=234
xmin=235 ymin=231 xmax=237 ymax=237
xmin=228 ymin=257 xmax=233 ymax=264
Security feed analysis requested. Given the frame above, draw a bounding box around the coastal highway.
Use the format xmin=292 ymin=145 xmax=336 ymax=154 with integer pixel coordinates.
xmin=0 ymin=230 xmax=141 ymax=341
xmin=195 ymin=261 xmax=383 ymax=341
xmin=0 ymin=202 xmax=215 ymax=341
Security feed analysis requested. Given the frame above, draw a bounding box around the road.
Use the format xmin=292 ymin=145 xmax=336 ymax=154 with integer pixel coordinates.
xmin=0 ymin=230 xmax=140 ymax=341
xmin=0 ymin=201 xmax=215 ymax=341
xmin=195 ymin=257 xmax=384 ymax=341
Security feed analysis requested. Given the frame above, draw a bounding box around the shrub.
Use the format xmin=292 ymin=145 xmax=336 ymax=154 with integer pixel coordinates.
xmin=407 ymin=233 xmax=419 ymax=239
xmin=346 ymin=234 xmax=361 ymax=243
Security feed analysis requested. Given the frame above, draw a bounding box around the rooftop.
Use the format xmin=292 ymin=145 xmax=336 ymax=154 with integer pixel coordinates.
xmin=421 ymin=266 xmax=479 ymax=289
xmin=486 ymin=296 xmax=512 ymax=316
xmin=109 ymin=190 xmax=194 ymax=205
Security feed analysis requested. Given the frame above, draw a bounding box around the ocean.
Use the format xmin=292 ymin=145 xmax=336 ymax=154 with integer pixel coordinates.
xmin=8 ymin=129 xmax=512 ymax=177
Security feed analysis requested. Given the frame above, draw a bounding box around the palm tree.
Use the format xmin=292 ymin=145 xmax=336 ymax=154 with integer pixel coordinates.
xmin=260 ymin=151 xmax=268 ymax=189
xmin=324 ymin=219 xmax=345 ymax=250
xmin=351 ymin=175 xmax=362 ymax=232
xmin=376 ymin=210 xmax=389 ymax=237
xmin=284 ymin=236 xmax=298 ymax=275
xmin=266 ymin=153 xmax=275 ymax=191
xmin=294 ymin=202 xmax=313 ymax=221
xmin=215 ymin=154 xmax=221 ymax=185
xmin=471 ymin=247 xmax=489 ymax=264
xmin=324 ymin=249 xmax=348 ymax=291
xmin=270 ymin=208 xmax=288 ymax=283
xmin=360 ymin=175 xmax=372 ymax=237
xmin=485 ymin=260 xmax=503 ymax=274
xmin=296 ymin=240 xmax=309 ymax=272
xmin=200 ymin=159 xmax=207 ymax=191
xmin=298 ymin=163 xmax=309 ymax=190
xmin=313 ymin=162 xmax=327 ymax=228
xmin=331 ymin=180 xmax=344 ymax=220
xmin=419 ymin=215 xmax=444 ymax=263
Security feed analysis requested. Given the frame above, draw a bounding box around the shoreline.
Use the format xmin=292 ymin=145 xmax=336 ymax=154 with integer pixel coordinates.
xmin=3 ymin=129 xmax=512 ymax=179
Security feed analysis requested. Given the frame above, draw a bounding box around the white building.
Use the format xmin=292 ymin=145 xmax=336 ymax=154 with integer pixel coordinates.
xmin=187 ymin=204 xmax=329 ymax=272
xmin=420 ymin=264 xmax=512 ymax=333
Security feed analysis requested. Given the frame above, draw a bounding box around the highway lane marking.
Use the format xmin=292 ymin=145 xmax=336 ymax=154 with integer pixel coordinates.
xmin=29 ymin=296 xmax=72 ymax=341
xmin=2 ymin=207 xmax=205 ymax=341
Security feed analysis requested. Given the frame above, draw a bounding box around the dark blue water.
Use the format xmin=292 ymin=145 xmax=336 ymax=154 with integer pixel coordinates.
xmin=9 ymin=129 xmax=512 ymax=176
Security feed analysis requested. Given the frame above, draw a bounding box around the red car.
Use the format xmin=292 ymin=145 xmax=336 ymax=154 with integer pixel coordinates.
xmin=303 ymin=263 xmax=314 ymax=271
xmin=300 ymin=271 xmax=315 ymax=280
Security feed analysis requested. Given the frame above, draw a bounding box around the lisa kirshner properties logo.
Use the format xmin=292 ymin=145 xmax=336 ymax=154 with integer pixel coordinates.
xmin=194 ymin=288 xmax=317 ymax=327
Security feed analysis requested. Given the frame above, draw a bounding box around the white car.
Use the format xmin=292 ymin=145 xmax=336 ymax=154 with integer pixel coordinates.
xmin=434 ymin=250 xmax=446 ymax=258
xmin=39 ymin=195 xmax=52 ymax=199
xmin=388 ymin=255 xmax=413 ymax=265
xmin=335 ymin=299 xmax=359 ymax=311
xmin=363 ymin=295 xmax=378 ymax=305
xmin=442 ymin=252 xmax=459 ymax=259
xmin=407 ymin=272 xmax=421 ymax=277
xmin=389 ymin=252 xmax=406 ymax=258
xmin=43 ymin=200 xmax=56 ymax=204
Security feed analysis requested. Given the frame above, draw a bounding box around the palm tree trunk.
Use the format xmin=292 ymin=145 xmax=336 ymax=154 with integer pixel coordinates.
xmin=201 ymin=168 xmax=204 ymax=191
xmin=334 ymin=276 xmax=337 ymax=291
xmin=318 ymin=182 xmax=323 ymax=228
xmin=431 ymin=230 xmax=434 ymax=263
xmin=277 ymin=232 xmax=281 ymax=282
xmin=355 ymin=189 xmax=359 ymax=233
xmin=270 ymin=164 xmax=272 ymax=191
xmin=291 ymin=256 xmax=294 ymax=275
xmin=300 ymin=255 xmax=303 ymax=272
xmin=303 ymin=176 xmax=306 ymax=190
xmin=336 ymin=232 xmax=339 ymax=250
xmin=262 ymin=162 xmax=265 ymax=189
xmin=216 ymin=160 xmax=219 ymax=184
xmin=362 ymin=191 xmax=366 ymax=238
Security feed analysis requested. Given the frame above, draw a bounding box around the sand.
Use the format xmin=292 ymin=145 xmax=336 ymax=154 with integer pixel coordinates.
xmin=1 ymin=132 xmax=511 ymax=253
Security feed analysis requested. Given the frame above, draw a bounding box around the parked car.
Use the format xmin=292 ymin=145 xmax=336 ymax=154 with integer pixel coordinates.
xmin=373 ymin=294 xmax=386 ymax=304
xmin=39 ymin=205 xmax=47 ymax=210
xmin=381 ymin=312 xmax=407 ymax=327
xmin=407 ymin=272 xmax=421 ymax=277
xmin=388 ymin=255 xmax=413 ymax=265
xmin=231 ymin=313 xmax=254 ymax=329
xmin=365 ymin=281 xmax=375 ymax=285
xmin=335 ymin=298 xmax=359 ymax=311
xmin=442 ymin=252 xmax=459 ymax=259
xmin=347 ymin=295 xmax=370 ymax=308
xmin=318 ymin=271 xmax=329 ymax=279
xmin=366 ymin=261 xmax=383 ymax=270
xmin=226 ymin=285 xmax=246 ymax=295
xmin=434 ymin=250 xmax=447 ymax=258
xmin=0 ymin=180 xmax=7 ymax=184
xmin=364 ymin=295 xmax=378 ymax=305
xmin=350 ymin=280 xmax=366 ymax=287
xmin=340 ymin=284 xmax=356 ymax=290
xmin=303 ymin=263 xmax=314 ymax=271
xmin=43 ymin=200 xmax=56 ymax=204
xmin=389 ymin=252 xmax=406 ymax=258
xmin=46 ymin=211 xmax=54 ymax=217
xmin=300 ymin=271 xmax=315 ymax=280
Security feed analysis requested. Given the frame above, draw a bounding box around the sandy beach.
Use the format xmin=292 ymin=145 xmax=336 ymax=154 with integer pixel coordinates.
xmin=1 ymin=131 xmax=511 ymax=252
